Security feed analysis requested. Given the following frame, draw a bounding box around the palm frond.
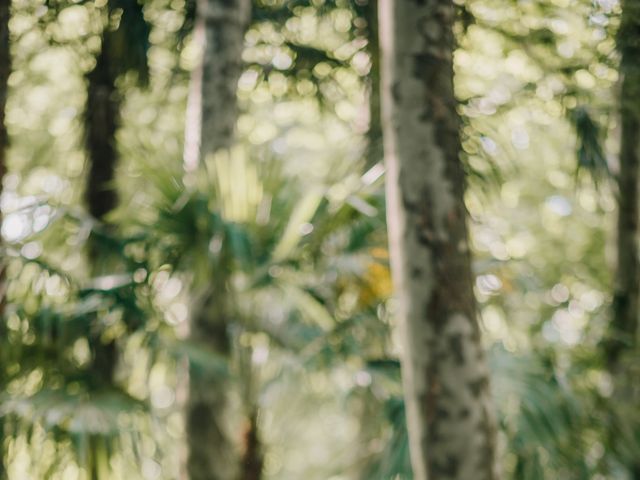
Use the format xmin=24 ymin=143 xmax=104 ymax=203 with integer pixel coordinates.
xmin=570 ymin=106 xmax=610 ymax=185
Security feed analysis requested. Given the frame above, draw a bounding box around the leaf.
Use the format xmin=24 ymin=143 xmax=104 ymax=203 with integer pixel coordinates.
xmin=271 ymin=188 xmax=324 ymax=261
xmin=570 ymin=106 xmax=610 ymax=185
xmin=164 ymin=338 xmax=229 ymax=377
xmin=1 ymin=388 xmax=145 ymax=436
xmin=280 ymin=283 xmax=335 ymax=332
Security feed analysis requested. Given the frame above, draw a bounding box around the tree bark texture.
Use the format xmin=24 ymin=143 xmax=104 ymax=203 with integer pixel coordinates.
xmin=187 ymin=284 xmax=237 ymax=480
xmin=378 ymin=1 xmax=499 ymax=479
xmin=184 ymin=0 xmax=250 ymax=172
xmin=611 ymin=2 xmax=640 ymax=478
xmin=183 ymin=1 xmax=250 ymax=479
xmin=0 ymin=1 xmax=9 ymax=477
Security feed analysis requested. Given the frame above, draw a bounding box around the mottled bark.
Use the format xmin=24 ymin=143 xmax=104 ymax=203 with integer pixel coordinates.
xmin=184 ymin=0 xmax=250 ymax=171
xmin=183 ymin=1 xmax=250 ymax=479
xmin=187 ymin=285 xmax=237 ymax=480
xmin=378 ymin=1 xmax=499 ymax=480
xmin=610 ymin=2 xmax=640 ymax=478
xmin=0 ymin=1 xmax=9 ymax=477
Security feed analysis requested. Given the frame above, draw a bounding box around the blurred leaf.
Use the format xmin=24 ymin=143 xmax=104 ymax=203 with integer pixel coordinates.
xmin=570 ymin=106 xmax=610 ymax=184
xmin=271 ymin=188 xmax=324 ymax=261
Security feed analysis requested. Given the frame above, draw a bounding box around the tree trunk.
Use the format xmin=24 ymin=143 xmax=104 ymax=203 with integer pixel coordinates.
xmin=0 ymin=1 xmax=9 ymax=477
xmin=85 ymin=37 xmax=119 ymax=224
xmin=239 ymin=409 xmax=262 ymax=480
xmin=609 ymin=0 xmax=640 ymax=368
xmin=84 ymin=33 xmax=119 ymax=480
xmin=186 ymin=284 xmax=237 ymax=480
xmin=363 ymin=0 xmax=382 ymax=170
xmin=378 ymin=1 xmax=499 ymax=479
xmin=84 ymin=31 xmax=119 ymax=383
xmin=183 ymin=1 xmax=250 ymax=479
xmin=184 ymin=0 xmax=250 ymax=172
xmin=610 ymin=2 xmax=640 ymax=477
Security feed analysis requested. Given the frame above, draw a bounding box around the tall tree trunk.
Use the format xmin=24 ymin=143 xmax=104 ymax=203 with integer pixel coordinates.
xmin=0 ymin=1 xmax=10 ymax=477
xmin=609 ymin=0 xmax=640 ymax=368
xmin=84 ymin=33 xmax=119 ymax=480
xmin=609 ymin=1 xmax=640 ymax=477
xmin=85 ymin=37 xmax=119 ymax=225
xmin=183 ymin=1 xmax=250 ymax=479
xmin=84 ymin=30 xmax=120 ymax=382
xmin=186 ymin=283 xmax=237 ymax=480
xmin=378 ymin=1 xmax=499 ymax=479
xmin=183 ymin=0 xmax=250 ymax=172
xmin=363 ymin=0 xmax=382 ymax=170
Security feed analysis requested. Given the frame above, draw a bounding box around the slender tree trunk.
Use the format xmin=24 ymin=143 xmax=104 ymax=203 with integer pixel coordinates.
xmin=363 ymin=0 xmax=382 ymax=170
xmin=84 ymin=33 xmax=119 ymax=480
xmin=239 ymin=409 xmax=262 ymax=480
xmin=186 ymin=282 xmax=237 ymax=480
xmin=184 ymin=0 xmax=250 ymax=172
xmin=0 ymin=1 xmax=10 ymax=477
xmin=609 ymin=2 xmax=640 ymax=478
xmin=183 ymin=1 xmax=250 ymax=479
xmin=84 ymin=31 xmax=120 ymax=384
xmin=85 ymin=37 xmax=119 ymax=225
xmin=378 ymin=1 xmax=499 ymax=479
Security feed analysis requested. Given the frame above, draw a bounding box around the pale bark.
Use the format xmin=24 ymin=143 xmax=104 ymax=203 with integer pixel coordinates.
xmin=379 ymin=1 xmax=499 ymax=479
xmin=610 ymin=2 xmax=640 ymax=478
xmin=183 ymin=1 xmax=250 ymax=479
xmin=0 ymin=1 xmax=9 ymax=477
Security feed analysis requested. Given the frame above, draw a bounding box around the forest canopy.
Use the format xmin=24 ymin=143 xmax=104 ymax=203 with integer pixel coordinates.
xmin=0 ymin=0 xmax=638 ymax=479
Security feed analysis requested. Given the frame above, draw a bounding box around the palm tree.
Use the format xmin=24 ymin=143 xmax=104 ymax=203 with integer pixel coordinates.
xmin=378 ymin=1 xmax=499 ymax=478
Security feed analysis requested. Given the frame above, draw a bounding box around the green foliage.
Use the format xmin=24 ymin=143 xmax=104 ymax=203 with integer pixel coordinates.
xmin=570 ymin=106 xmax=610 ymax=184
xmin=0 ymin=0 xmax=637 ymax=478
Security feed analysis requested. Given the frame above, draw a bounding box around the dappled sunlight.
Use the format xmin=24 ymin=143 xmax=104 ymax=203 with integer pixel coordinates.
xmin=0 ymin=0 xmax=637 ymax=479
